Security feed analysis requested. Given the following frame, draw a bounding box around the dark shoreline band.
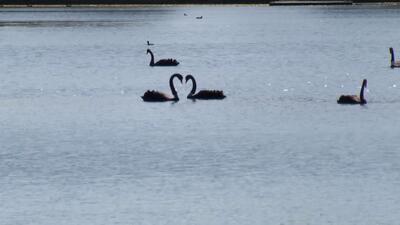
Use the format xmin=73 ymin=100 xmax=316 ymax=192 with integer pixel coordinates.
xmin=1 ymin=0 xmax=400 ymax=7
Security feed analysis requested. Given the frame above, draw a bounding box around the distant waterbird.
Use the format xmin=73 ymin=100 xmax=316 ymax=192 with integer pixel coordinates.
xmin=142 ymin=73 xmax=183 ymax=102
xmin=185 ymin=74 xmax=226 ymax=100
xmin=196 ymin=16 xmax=203 ymax=19
xmin=389 ymin=47 xmax=400 ymax=68
xmin=337 ymin=79 xmax=367 ymax=105
xmin=146 ymin=49 xmax=179 ymax=67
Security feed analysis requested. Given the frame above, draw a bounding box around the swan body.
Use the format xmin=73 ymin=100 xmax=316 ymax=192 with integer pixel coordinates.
xmin=185 ymin=74 xmax=226 ymax=100
xmin=390 ymin=47 xmax=400 ymax=68
xmin=147 ymin=41 xmax=154 ymax=46
xmin=337 ymin=79 xmax=367 ymax=105
xmin=146 ymin=49 xmax=179 ymax=67
xmin=142 ymin=73 xmax=183 ymax=102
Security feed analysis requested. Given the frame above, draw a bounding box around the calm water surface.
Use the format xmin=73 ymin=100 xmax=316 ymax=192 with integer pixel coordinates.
xmin=1 ymin=5 xmax=400 ymax=225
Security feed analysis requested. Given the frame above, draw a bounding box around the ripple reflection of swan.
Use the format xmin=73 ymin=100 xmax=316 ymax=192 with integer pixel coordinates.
xmin=185 ymin=74 xmax=226 ymax=100
xmin=390 ymin=47 xmax=400 ymax=68
xmin=147 ymin=41 xmax=154 ymax=46
xmin=337 ymin=79 xmax=367 ymax=105
xmin=147 ymin=49 xmax=179 ymax=67
xmin=142 ymin=73 xmax=183 ymax=102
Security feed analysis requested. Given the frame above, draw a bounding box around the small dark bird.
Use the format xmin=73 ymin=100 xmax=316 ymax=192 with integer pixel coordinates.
xmin=337 ymin=79 xmax=367 ymax=105
xmin=389 ymin=47 xmax=400 ymax=68
xmin=184 ymin=13 xmax=188 ymax=16
xmin=146 ymin=49 xmax=179 ymax=67
xmin=196 ymin=16 xmax=203 ymax=19
xmin=147 ymin=41 xmax=154 ymax=46
xmin=185 ymin=74 xmax=226 ymax=100
xmin=142 ymin=73 xmax=183 ymax=102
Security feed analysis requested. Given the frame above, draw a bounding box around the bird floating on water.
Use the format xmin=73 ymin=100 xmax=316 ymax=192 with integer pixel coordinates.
xmin=389 ymin=47 xmax=400 ymax=68
xmin=196 ymin=16 xmax=203 ymax=19
xmin=337 ymin=79 xmax=367 ymax=105
xmin=185 ymin=74 xmax=226 ymax=100
xmin=146 ymin=49 xmax=179 ymax=67
xmin=142 ymin=73 xmax=183 ymax=102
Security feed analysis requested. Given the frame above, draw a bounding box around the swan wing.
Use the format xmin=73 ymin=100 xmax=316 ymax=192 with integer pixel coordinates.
xmin=142 ymin=90 xmax=171 ymax=102
xmin=393 ymin=61 xmax=400 ymax=67
xmin=155 ymin=59 xmax=179 ymax=66
xmin=194 ymin=90 xmax=226 ymax=99
xmin=337 ymin=95 xmax=361 ymax=104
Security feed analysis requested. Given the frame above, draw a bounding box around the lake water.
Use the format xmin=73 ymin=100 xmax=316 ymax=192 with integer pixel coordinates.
xmin=1 ymin=4 xmax=400 ymax=225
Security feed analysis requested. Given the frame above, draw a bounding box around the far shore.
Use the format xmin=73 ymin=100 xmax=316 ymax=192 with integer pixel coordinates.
xmin=1 ymin=0 xmax=400 ymax=7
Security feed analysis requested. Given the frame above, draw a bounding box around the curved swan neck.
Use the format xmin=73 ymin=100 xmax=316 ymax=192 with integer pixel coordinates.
xmin=360 ymin=79 xmax=367 ymax=102
xmin=186 ymin=75 xmax=197 ymax=97
xmin=148 ymin=50 xmax=155 ymax=66
xmin=170 ymin=74 xmax=179 ymax=100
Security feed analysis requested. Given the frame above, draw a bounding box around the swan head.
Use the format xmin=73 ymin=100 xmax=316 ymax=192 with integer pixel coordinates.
xmin=390 ymin=47 xmax=395 ymax=59
xmin=146 ymin=49 xmax=151 ymax=54
xmin=185 ymin=74 xmax=194 ymax=83
xmin=362 ymin=79 xmax=367 ymax=88
xmin=172 ymin=73 xmax=184 ymax=83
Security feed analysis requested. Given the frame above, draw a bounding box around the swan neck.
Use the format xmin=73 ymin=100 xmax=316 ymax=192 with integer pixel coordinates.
xmin=170 ymin=75 xmax=178 ymax=100
xmin=390 ymin=48 xmax=395 ymax=64
xmin=148 ymin=50 xmax=155 ymax=66
xmin=188 ymin=76 xmax=197 ymax=97
xmin=360 ymin=82 xmax=365 ymax=102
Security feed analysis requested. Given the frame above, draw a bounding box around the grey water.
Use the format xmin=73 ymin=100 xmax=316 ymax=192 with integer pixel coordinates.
xmin=1 ymin=4 xmax=400 ymax=225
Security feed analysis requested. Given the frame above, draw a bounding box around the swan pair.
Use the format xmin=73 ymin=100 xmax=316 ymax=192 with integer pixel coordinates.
xmin=339 ymin=47 xmax=400 ymax=105
xmin=147 ymin=49 xmax=179 ymax=67
xmin=141 ymin=73 xmax=226 ymax=102
xmin=338 ymin=47 xmax=399 ymax=105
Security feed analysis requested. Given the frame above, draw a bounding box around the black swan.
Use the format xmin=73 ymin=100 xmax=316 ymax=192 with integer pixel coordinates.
xmin=146 ymin=49 xmax=179 ymax=67
xmin=185 ymin=74 xmax=226 ymax=100
xmin=142 ymin=73 xmax=183 ymax=102
xmin=390 ymin=47 xmax=400 ymax=68
xmin=196 ymin=16 xmax=203 ymax=19
xmin=337 ymin=79 xmax=367 ymax=105
xmin=147 ymin=41 xmax=154 ymax=46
